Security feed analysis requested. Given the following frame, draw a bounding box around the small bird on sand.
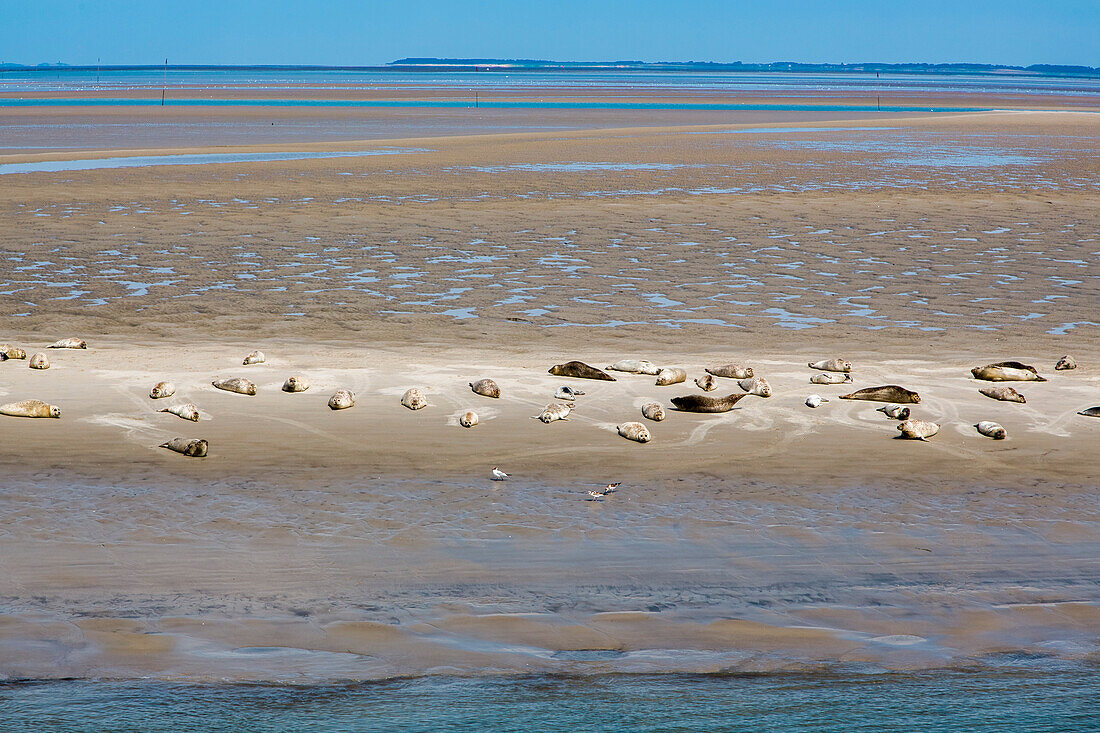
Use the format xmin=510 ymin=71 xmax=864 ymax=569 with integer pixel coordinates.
xmin=585 ymin=482 xmax=621 ymax=500
xmin=491 ymin=467 xmax=509 ymax=481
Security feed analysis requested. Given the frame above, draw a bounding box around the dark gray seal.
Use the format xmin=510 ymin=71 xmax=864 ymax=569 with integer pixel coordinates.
xmin=839 ymin=385 xmax=921 ymax=404
xmin=548 ymin=361 xmax=616 ymax=381
xmin=670 ymin=393 xmax=748 ymax=413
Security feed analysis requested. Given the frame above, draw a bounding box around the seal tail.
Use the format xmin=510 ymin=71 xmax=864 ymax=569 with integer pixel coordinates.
xmin=158 ymin=442 xmax=169 ymax=449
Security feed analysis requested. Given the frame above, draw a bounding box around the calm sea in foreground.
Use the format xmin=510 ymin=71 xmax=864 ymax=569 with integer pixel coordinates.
xmin=5 ymin=672 xmax=1098 ymax=732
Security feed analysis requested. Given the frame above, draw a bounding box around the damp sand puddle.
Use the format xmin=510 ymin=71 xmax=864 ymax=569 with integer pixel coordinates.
xmin=2 ymin=473 xmax=1098 ymax=681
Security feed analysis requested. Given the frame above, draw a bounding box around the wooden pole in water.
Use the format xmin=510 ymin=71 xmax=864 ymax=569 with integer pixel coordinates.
xmin=475 ymin=91 xmax=478 ymax=108
xmin=161 ymin=57 xmax=167 ymax=106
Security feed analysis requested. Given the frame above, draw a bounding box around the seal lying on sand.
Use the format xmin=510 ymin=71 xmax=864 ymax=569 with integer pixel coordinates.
xmin=555 ymin=386 xmax=585 ymax=400
xmin=158 ymin=403 xmax=200 ymax=422
xmin=328 ymin=390 xmax=355 ymax=410
xmin=617 ymin=421 xmax=651 ymax=443
xmin=0 ymin=399 xmax=61 ymax=418
xmin=805 ymin=394 xmax=828 ymax=408
xmin=840 ymin=385 xmax=921 ymax=404
xmin=47 ymin=338 xmax=86 ymax=349
xmin=282 ymin=376 xmax=310 ymax=393
xmin=877 ymin=404 xmax=911 ymax=420
xmin=897 ymin=419 xmax=939 ymax=440
xmin=971 ymin=361 xmax=1046 ymax=382
xmin=641 ymin=402 xmax=665 ymax=421
xmin=1078 ymin=406 xmax=1100 ymax=418
xmin=1055 ymin=355 xmax=1077 ymax=371
xmin=705 ymin=363 xmax=753 ymax=379
xmin=28 ymin=353 xmax=49 ymax=369
xmin=150 ymin=381 xmax=176 ymax=399
xmin=470 ymin=379 xmax=501 ymax=398
xmin=160 ymin=437 xmax=208 ymax=457
xmin=607 ymin=359 xmax=661 ymax=375
xmin=537 ymin=402 xmax=572 ymax=423
xmin=460 ymin=410 xmax=479 ymax=427
xmin=979 ymin=386 xmax=1026 ymax=403
xmin=811 ymin=372 xmax=852 ymax=385
xmin=212 ymin=377 xmax=257 ymax=395
xmin=242 ymin=350 xmax=265 ymax=365
xmin=0 ymin=345 xmax=26 ymax=360
xmin=670 ymin=393 xmax=747 ymax=413
xmin=548 ymin=361 xmax=615 ymax=381
xmin=808 ymin=358 xmax=851 ymax=373
xmin=975 ymin=421 xmax=1007 ymax=439
xmin=401 ymin=388 xmax=427 ymax=410
xmin=655 ymin=368 xmax=687 ymax=386
xmin=738 ymin=377 xmax=771 ymax=397
xmin=695 ymin=374 xmax=718 ymax=392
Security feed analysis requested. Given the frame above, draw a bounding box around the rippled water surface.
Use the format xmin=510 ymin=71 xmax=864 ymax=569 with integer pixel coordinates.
xmin=4 ymin=673 xmax=1097 ymax=732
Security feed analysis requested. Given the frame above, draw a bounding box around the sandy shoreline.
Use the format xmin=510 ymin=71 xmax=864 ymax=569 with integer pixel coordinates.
xmin=0 ymin=96 xmax=1096 ymax=681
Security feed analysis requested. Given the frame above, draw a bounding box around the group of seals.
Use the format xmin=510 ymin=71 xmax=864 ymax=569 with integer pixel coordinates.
xmin=971 ymin=361 xmax=1046 ymax=382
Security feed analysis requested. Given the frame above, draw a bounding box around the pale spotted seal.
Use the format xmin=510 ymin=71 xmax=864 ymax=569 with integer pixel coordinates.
xmin=242 ymin=350 xmax=265 ymax=365
xmin=47 ymin=338 xmax=86 ymax=349
xmin=555 ymin=386 xmax=585 ymax=400
xmin=158 ymin=403 xmax=200 ymax=422
xmin=705 ymin=363 xmax=753 ymax=379
xmin=28 ymin=353 xmax=49 ymax=370
xmin=670 ymin=393 xmax=747 ymax=413
xmin=974 ymin=421 xmax=1007 ymax=439
xmin=548 ymin=361 xmax=616 ymax=381
xmin=0 ymin=399 xmax=61 ymax=418
xmin=469 ymin=379 xmax=501 ymax=398
xmin=607 ymin=359 xmax=661 ymax=375
xmin=282 ymin=376 xmax=310 ymax=393
xmin=810 ymin=372 xmax=852 ymax=385
xmin=460 ymin=410 xmax=479 ymax=428
xmin=641 ymin=402 xmax=666 ymax=421
xmin=971 ymin=362 xmax=1046 ymax=382
xmin=212 ymin=377 xmax=257 ymax=395
xmin=808 ymin=358 xmax=851 ymax=373
xmin=738 ymin=376 xmax=772 ymax=397
xmin=150 ymin=381 xmax=176 ymax=399
xmin=876 ymin=404 xmax=911 ymax=420
xmin=328 ymin=389 xmax=355 ymax=410
xmin=537 ymin=402 xmax=572 ymax=423
xmin=897 ymin=419 xmax=939 ymax=440
xmin=617 ymin=421 xmax=651 ymax=443
xmin=840 ymin=385 xmax=920 ymax=404
xmin=0 ymin=345 xmax=26 ymax=360
xmin=695 ymin=374 xmax=718 ymax=392
xmin=805 ymin=394 xmax=828 ymax=408
xmin=160 ymin=437 xmax=208 ymax=457
xmin=401 ymin=388 xmax=428 ymax=410
xmin=1055 ymin=355 xmax=1077 ymax=371
xmin=979 ymin=385 xmax=1025 ymax=403
xmin=655 ymin=368 xmax=687 ymax=386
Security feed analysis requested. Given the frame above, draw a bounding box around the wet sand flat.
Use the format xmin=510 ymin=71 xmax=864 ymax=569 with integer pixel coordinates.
xmin=0 ymin=95 xmax=1097 ymax=680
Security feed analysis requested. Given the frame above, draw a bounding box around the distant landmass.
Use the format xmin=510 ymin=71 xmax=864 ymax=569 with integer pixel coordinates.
xmin=1 ymin=60 xmax=1096 ymax=78
xmin=389 ymin=59 xmax=1099 ymax=77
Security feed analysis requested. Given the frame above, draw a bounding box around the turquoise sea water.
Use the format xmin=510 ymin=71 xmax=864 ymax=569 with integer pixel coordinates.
xmin=3 ymin=672 xmax=1097 ymax=732
xmin=0 ymin=98 xmax=988 ymax=113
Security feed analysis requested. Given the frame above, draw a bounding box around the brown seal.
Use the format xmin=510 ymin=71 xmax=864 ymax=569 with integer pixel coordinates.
xmin=548 ymin=361 xmax=616 ymax=381
xmin=839 ymin=385 xmax=921 ymax=404
xmin=670 ymin=393 xmax=748 ymax=413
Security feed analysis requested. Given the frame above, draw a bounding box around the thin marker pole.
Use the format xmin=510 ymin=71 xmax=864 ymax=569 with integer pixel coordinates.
xmin=161 ymin=57 xmax=167 ymax=105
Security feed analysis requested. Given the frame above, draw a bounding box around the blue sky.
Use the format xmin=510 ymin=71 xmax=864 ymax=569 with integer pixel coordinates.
xmin=3 ymin=1 xmax=1097 ymax=67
